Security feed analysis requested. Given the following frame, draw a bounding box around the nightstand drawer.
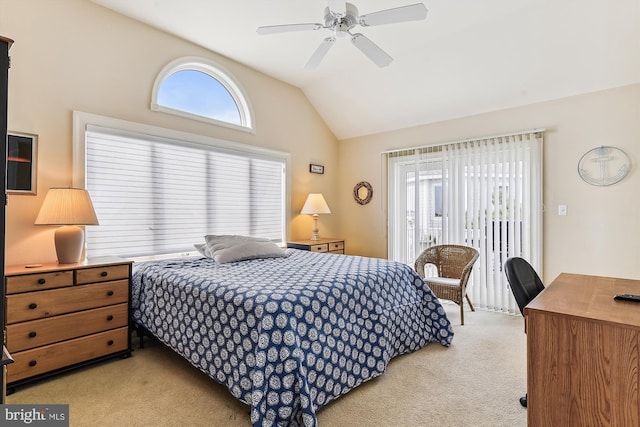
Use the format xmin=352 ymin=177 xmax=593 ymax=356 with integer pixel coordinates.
xmin=6 ymin=303 xmax=128 ymax=352
xmin=76 ymin=264 xmax=129 ymax=285
xmin=309 ymin=244 xmax=329 ymax=253
xmin=6 ymin=280 xmax=129 ymax=324
xmin=6 ymin=271 xmax=73 ymax=295
xmin=7 ymin=327 xmax=128 ymax=383
xmin=328 ymin=242 xmax=344 ymax=252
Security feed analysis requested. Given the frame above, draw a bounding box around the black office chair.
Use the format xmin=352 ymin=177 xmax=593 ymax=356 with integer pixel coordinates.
xmin=504 ymin=256 xmax=545 ymax=409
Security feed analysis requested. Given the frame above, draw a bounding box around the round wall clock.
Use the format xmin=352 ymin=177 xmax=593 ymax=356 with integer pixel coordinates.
xmin=353 ymin=181 xmax=373 ymax=205
xmin=578 ymin=146 xmax=631 ymax=186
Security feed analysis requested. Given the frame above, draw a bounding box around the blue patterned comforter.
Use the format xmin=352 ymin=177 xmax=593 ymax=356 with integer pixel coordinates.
xmin=131 ymin=249 xmax=453 ymax=426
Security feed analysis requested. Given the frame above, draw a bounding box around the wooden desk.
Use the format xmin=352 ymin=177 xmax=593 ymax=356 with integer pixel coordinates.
xmin=525 ymin=273 xmax=640 ymax=426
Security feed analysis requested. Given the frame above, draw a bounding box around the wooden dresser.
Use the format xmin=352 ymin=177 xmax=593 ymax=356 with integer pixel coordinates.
xmin=4 ymin=257 xmax=132 ymax=391
xmin=525 ymin=273 xmax=640 ymax=426
xmin=288 ymin=238 xmax=345 ymax=254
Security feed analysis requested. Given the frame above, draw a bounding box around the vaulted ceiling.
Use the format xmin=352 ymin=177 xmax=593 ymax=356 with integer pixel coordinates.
xmin=92 ymin=0 xmax=640 ymax=140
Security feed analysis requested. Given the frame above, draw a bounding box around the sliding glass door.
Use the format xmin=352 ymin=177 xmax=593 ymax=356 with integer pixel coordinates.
xmin=387 ymin=131 xmax=543 ymax=313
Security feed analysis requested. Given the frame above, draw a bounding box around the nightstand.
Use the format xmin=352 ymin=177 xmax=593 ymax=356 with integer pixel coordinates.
xmin=4 ymin=257 xmax=132 ymax=391
xmin=287 ymin=238 xmax=345 ymax=254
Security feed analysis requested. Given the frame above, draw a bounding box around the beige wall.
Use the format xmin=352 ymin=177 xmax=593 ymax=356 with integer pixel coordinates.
xmin=1 ymin=0 xmax=339 ymax=265
xmin=2 ymin=1 xmax=638 ymax=284
xmin=338 ymin=84 xmax=640 ymax=284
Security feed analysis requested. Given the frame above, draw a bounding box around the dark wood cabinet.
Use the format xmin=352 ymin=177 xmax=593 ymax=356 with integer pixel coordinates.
xmin=0 ymin=35 xmax=14 ymax=404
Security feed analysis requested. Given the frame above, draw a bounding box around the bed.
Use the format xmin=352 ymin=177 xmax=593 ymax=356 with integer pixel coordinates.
xmin=131 ymin=247 xmax=453 ymax=426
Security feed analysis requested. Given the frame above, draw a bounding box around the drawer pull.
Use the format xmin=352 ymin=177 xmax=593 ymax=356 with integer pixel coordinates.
xmin=28 ymin=303 xmax=38 ymax=310
xmin=107 ymin=290 xmax=114 ymax=296
xmin=107 ymin=340 xmax=114 ymax=346
xmin=100 ymin=271 xmax=108 ymax=277
xmin=28 ymin=360 xmax=37 ymax=367
xmin=107 ymin=315 xmax=114 ymax=321
xmin=37 ymin=278 xmax=46 ymax=285
xmin=28 ymin=331 xmax=37 ymax=338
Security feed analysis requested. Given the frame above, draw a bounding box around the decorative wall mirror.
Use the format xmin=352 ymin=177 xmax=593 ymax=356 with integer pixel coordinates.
xmin=353 ymin=181 xmax=373 ymax=205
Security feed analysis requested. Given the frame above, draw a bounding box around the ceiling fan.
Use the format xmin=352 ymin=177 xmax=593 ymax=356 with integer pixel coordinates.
xmin=256 ymin=1 xmax=428 ymax=69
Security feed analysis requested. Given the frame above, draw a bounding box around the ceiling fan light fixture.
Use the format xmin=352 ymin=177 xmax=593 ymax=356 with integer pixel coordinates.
xmin=324 ymin=4 xmax=358 ymax=29
xmin=257 ymin=1 xmax=427 ymax=68
xmin=334 ymin=23 xmax=351 ymax=37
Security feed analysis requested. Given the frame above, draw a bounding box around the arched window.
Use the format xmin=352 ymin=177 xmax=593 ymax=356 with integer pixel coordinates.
xmin=151 ymin=57 xmax=254 ymax=132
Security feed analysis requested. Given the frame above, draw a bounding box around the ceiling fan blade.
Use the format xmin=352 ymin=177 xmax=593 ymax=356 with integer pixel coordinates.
xmin=359 ymin=3 xmax=428 ymax=27
xmin=257 ymin=23 xmax=323 ymax=35
xmin=351 ymin=33 xmax=393 ymax=67
xmin=305 ymin=37 xmax=336 ymax=69
xmin=327 ymin=0 xmax=346 ymax=16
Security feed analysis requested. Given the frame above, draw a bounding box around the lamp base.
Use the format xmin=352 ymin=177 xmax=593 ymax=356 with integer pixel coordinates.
xmin=310 ymin=214 xmax=321 ymax=240
xmin=54 ymin=225 xmax=85 ymax=264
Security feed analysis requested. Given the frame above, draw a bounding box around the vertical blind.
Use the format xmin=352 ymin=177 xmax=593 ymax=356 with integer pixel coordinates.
xmin=85 ymin=125 xmax=286 ymax=258
xmin=387 ymin=131 xmax=543 ymax=314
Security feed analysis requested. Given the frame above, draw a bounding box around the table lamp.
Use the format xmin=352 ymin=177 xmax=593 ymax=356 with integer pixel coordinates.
xmin=35 ymin=187 xmax=99 ymax=264
xmin=300 ymin=193 xmax=331 ymax=241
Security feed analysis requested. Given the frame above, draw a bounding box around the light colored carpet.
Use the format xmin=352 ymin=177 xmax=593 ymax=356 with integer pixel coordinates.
xmin=7 ymin=303 xmax=528 ymax=426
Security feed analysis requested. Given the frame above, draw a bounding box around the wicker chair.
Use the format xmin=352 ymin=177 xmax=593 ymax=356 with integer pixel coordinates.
xmin=414 ymin=244 xmax=479 ymax=325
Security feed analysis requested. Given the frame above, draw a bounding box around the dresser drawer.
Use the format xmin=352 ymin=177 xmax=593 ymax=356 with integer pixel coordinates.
xmin=309 ymin=244 xmax=329 ymax=253
xmin=7 ymin=327 xmax=128 ymax=383
xmin=6 ymin=271 xmax=73 ymax=295
xmin=6 ymin=303 xmax=128 ymax=352
xmin=5 ymin=280 xmax=129 ymax=324
xmin=76 ymin=264 xmax=129 ymax=285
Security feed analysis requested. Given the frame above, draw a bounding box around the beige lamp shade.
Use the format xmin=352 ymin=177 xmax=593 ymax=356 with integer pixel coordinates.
xmin=300 ymin=193 xmax=331 ymax=215
xmin=35 ymin=188 xmax=99 ymax=264
xmin=300 ymin=193 xmax=331 ymax=240
xmin=35 ymin=188 xmax=99 ymax=226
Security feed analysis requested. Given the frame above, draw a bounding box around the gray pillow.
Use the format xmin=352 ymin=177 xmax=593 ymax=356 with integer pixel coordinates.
xmin=204 ymin=235 xmax=285 ymax=264
xmin=193 ymin=243 xmax=212 ymax=258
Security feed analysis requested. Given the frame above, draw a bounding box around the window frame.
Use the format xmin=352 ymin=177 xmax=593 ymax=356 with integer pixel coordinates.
xmin=150 ymin=56 xmax=255 ymax=134
xmin=72 ymin=111 xmax=290 ymax=259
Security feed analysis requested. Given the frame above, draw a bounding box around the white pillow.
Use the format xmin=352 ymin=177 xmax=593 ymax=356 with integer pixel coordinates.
xmin=194 ymin=243 xmax=212 ymax=258
xmin=204 ymin=235 xmax=285 ymax=264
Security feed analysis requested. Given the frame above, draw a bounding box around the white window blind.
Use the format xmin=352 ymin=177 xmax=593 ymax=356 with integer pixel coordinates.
xmin=387 ymin=130 xmax=543 ymax=314
xmin=85 ymin=125 xmax=285 ymax=258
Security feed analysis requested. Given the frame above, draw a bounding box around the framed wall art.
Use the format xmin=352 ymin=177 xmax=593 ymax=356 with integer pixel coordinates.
xmin=309 ymin=164 xmax=324 ymax=174
xmin=7 ymin=131 xmax=37 ymax=195
xmin=578 ymin=146 xmax=631 ymax=186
